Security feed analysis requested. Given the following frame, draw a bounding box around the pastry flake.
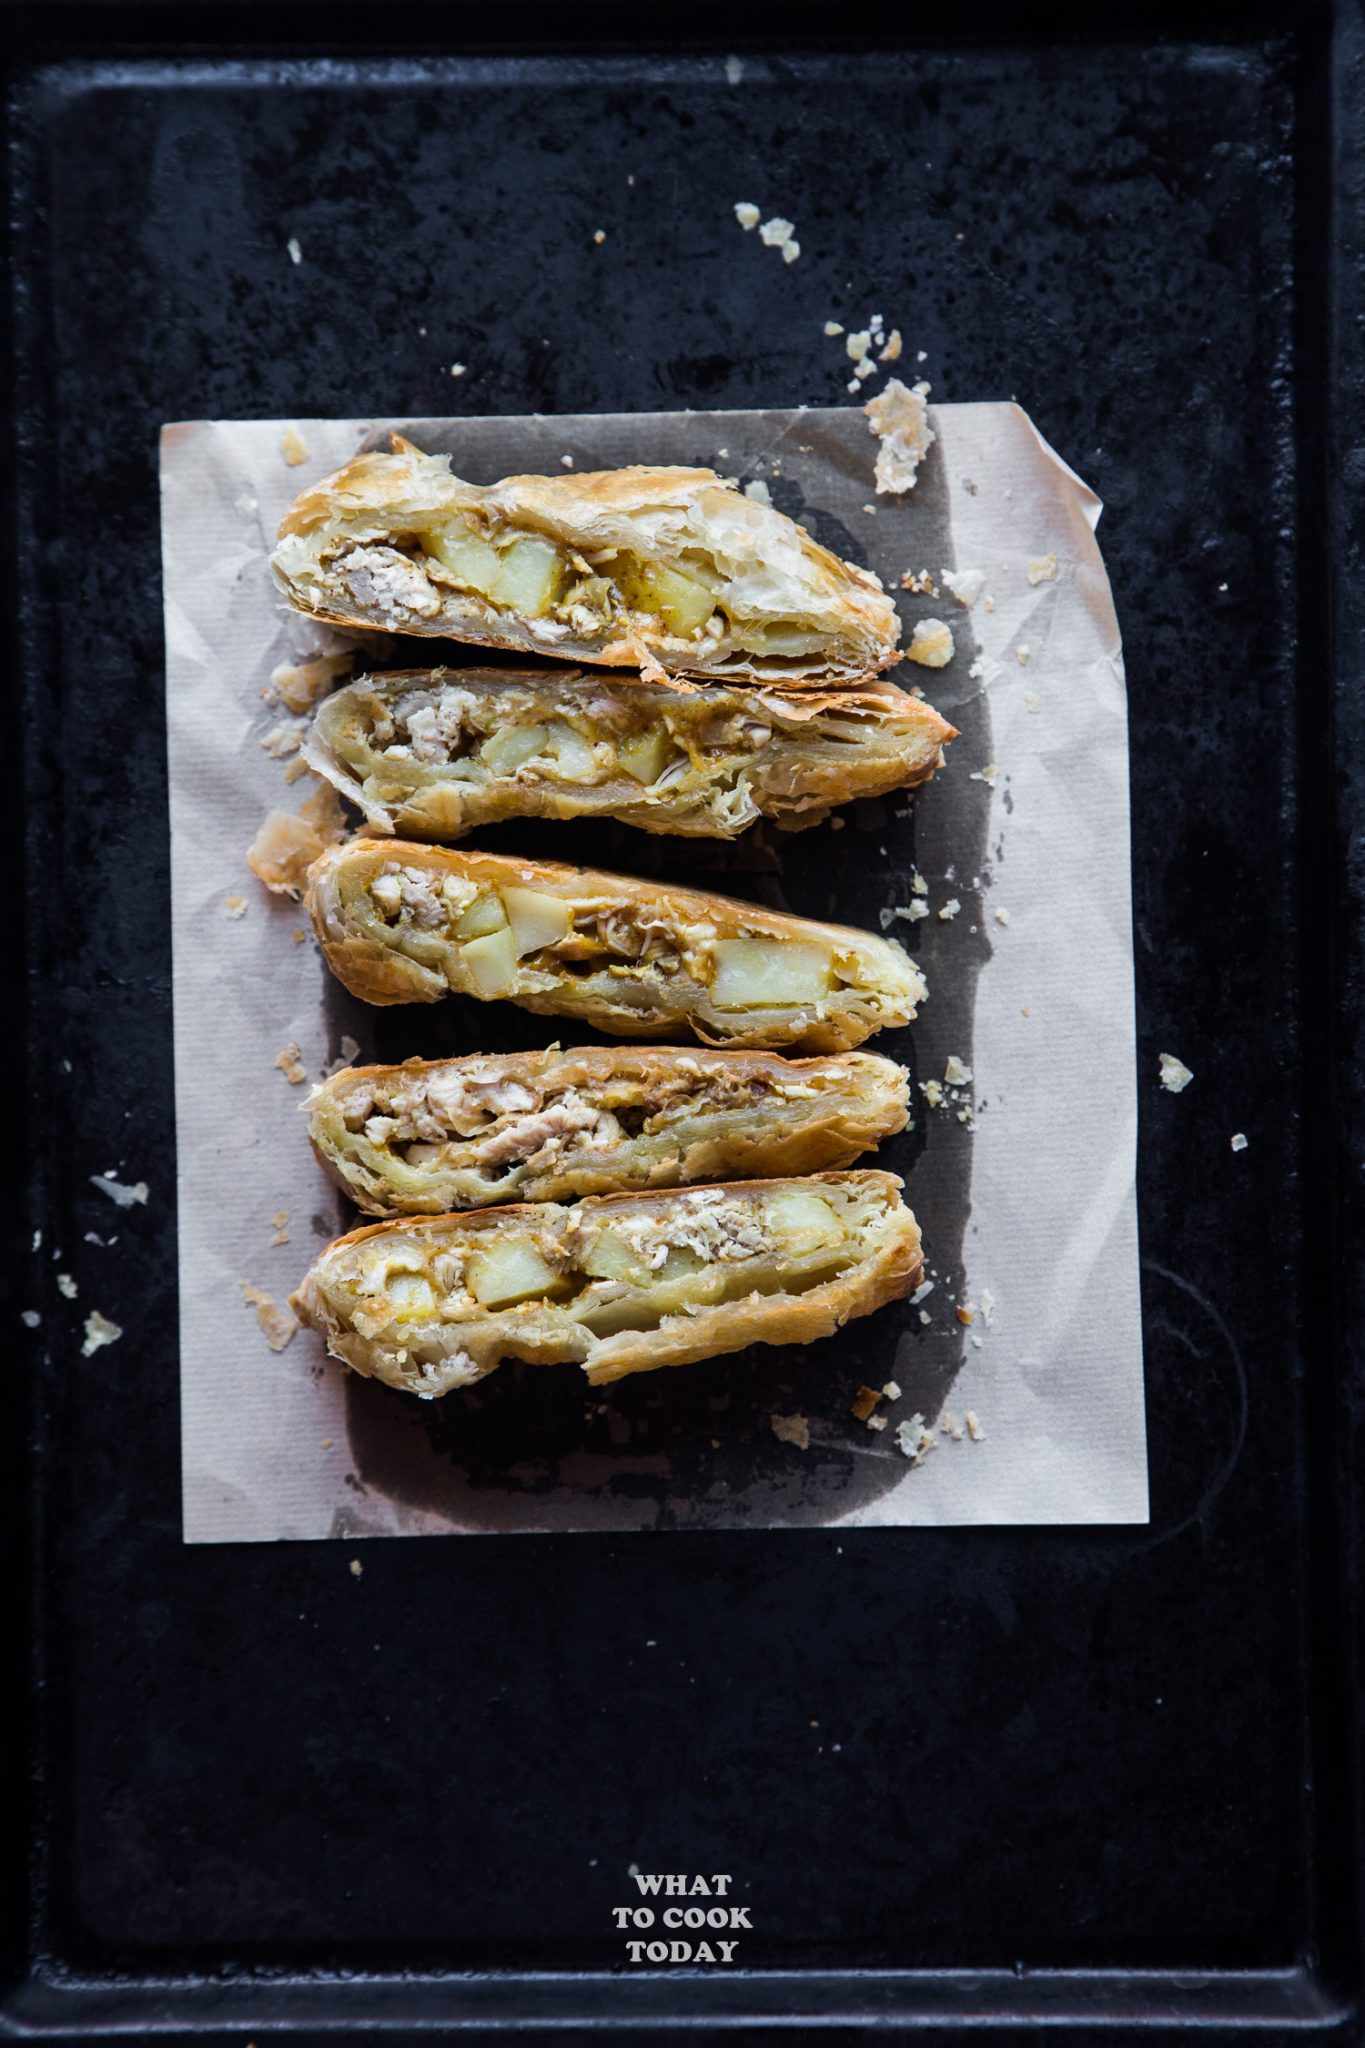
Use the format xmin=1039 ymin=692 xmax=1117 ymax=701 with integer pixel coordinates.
xmin=270 ymin=436 xmax=902 ymax=684
xmin=307 ymin=667 xmax=955 ymax=841
xmin=309 ymin=1044 xmax=910 ymax=1216
xmin=291 ymin=1170 xmax=924 ymax=1396
xmin=307 ymin=839 xmax=926 ymax=1052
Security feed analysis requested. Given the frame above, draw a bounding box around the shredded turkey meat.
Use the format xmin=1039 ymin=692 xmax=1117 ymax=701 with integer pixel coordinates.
xmin=335 ymin=544 xmax=443 ymax=619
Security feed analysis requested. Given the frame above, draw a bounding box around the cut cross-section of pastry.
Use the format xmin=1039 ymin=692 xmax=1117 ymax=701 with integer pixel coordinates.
xmin=309 ymin=1044 xmax=911 ymax=1216
xmin=270 ymin=436 xmax=903 ymax=684
xmin=307 ymin=840 xmax=927 ymax=1052
xmin=307 ymin=666 xmax=956 ymax=841
xmin=290 ymin=1170 xmax=924 ymax=1395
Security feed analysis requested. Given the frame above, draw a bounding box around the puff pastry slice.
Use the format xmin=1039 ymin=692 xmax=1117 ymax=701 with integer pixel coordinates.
xmin=307 ymin=840 xmax=926 ymax=1052
xmin=271 ymin=437 xmax=902 ymax=684
xmin=308 ymin=667 xmax=955 ymax=840
xmin=291 ymin=1170 xmax=923 ymax=1394
xmin=309 ymin=1044 xmax=910 ymax=1216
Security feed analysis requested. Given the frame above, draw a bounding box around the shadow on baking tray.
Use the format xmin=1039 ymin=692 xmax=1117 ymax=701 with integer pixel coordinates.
xmin=319 ymin=411 xmax=991 ymax=1531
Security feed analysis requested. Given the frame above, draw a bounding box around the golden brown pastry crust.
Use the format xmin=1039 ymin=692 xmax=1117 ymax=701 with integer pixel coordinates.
xmin=290 ymin=1170 xmax=923 ymax=1395
xmin=307 ymin=839 xmax=926 ymax=1052
xmin=308 ymin=1044 xmax=911 ymax=1215
xmin=306 ymin=667 xmax=956 ymax=841
xmin=270 ymin=436 xmax=903 ymax=684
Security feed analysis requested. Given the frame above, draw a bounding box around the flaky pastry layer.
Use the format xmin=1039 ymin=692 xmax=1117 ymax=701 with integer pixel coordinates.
xmin=271 ymin=436 xmax=902 ymax=684
xmin=309 ymin=1044 xmax=911 ymax=1216
xmin=307 ymin=839 xmax=926 ymax=1052
xmin=291 ymin=1171 xmax=923 ymax=1395
xmin=308 ymin=667 xmax=956 ymax=840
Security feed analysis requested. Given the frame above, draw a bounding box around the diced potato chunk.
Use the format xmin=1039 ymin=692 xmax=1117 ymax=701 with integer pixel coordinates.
xmin=386 ymin=1271 xmax=437 ymax=1317
xmin=466 ymin=1237 xmax=559 ymax=1308
xmin=502 ymin=886 xmax=572 ymax=956
xmin=655 ymin=1245 xmax=706 ymax=1285
xmin=479 ymin=723 xmax=549 ymax=775
xmin=581 ymin=1229 xmax=647 ymax=1284
xmin=622 ymin=561 xmax=717 ymax=637
xmin=454 ymin=893 xmax=508 ymax=938
xmin=492 ymin=535 xmax=565 ymax=617
xmin=763 ymin=1188 xmax=843 ymax=1251
xmin=542 ymin=720 xmax=597 ymax=780
xmin=618 ymin=726 xmax=672 ymax=785
xmin=709 ymin=938 xmax=833 ymax=1008
xmin=427 ymin=523 xmax=503 ymax=597
xmin=460 ymin=925 xmax=519 ymax=995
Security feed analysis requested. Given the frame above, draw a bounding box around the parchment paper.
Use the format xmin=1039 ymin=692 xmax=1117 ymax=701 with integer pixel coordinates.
xmin=160 ymin=405 xmax=1147 ymax=1542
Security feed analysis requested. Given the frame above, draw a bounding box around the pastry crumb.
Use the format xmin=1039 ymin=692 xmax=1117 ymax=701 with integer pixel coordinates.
xmin=919 ymin=1079 xmax=943 ymax=1109
xmin=57 ymin=1273 xmax=78 ymax=1299
xmin=956 ymin=1305 xmax=974 ymax=1326
xmin=941 ymin=567 xmax=985 ymax=608
xmin=994 ymin=906 xmax=1010 ymax=925
xmin=1027 ymin=554 xmax=1058 ymax=585
xmin=292 ymin=928 xmax=308 ymax=944
xmin=743 ymin=479 xmax=772 ymax=505
xmin=321 ymin=1437 xmax=333 ymax=1449
xmin=898 ymin=568 xmax=938 ymax=595
xmin=908 ymin=618 xmax=954 ymax=668
xmin=851 ymin=1385 xmax=884 ymax=1422
xmin=758 ymin=214 xmax=795 ymax=247
xmin=450 ymin=362 xmax=466 ymax=377
xmin=1159 ymin=1053 xmax=1194 ymax=1094
xmin=846 ymin=330 xmax=871 ymax=362
xmin=944 ymin=1055 xmax=972 ymax=1085
xmin=1016 ymin=645 xmax=1031 ymax=666
xmin=940 ymin=1410 xmax=964 ymax=1441
xmin=979 ymin=1288 xmax=996 ymax=1325
xmin=271 ymin=652 xmax=352 ymax=712
xmin=969 ymin=763 xmax=999 ymax=789
xmin=938 ymin=897 xmax=961 ymax=921
xmin=823 ymin=319 xmax=844 ymax=336
xmin=1024 ymin=691 xmax=1041 ymax=713
xmin=1231 ymin=1132 xmax=1249 ymax=1152
xmin=895 ymin=1415 xmax=936 ymax=1464
xmin=260 ymin=722 xmax=303 ymax=758
xmin=21 ymin=1310 xmax=40 ymax=1329
xmin=275 ymin=1042 xmax=307 ymax=1086
xmin=349 ymin=1558 xmax=364 ymax=1577
xmin=878 ymin=328 xmax=903 ymax=362
xmin=323 ymin=1034 xmax=361 ymax=1079
xmin=81 ymin=1310 xmax=122 ymax=1358
xmin=592 ymin=228 xmax=606 ymax=244
xmin=865 ymin=377 xmax=934 ymax=495
xmin=280 ymin=424 xmax=310 ymax=467
xmin=90 ymin=1174 xmax=149 ymax=1208
xmin=912 ymin=872 xmax=928 ymax=895
xmin=239 ymin=1280 xmax=298 ymax=1353
xmin=770 ymin=1411 xmax=810 ymax=1450
xmin=247 ymin=782 xmax=346 ymax=897
xmin=735 ymin=201 xmax=760 ymax=229
xmin=965 ymin=1411 xmax=986 ymax=1441
xmin=881 ymin=1380 xmax=902 ymax=1401
xmin=224 ymin=894 xmax=248 ymax=919
xmin=866 ymin=1413 xmax=888 ymax=1432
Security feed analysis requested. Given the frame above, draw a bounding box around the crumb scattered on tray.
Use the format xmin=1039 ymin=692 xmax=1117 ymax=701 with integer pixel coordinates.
xmin=1024 ymin=692 xmax=1041 ymax=713
xmin=895 ymin=1414 xmax=936 ymax=1464
xmin=1159 ymin=1052 xmax=1194 ymax=1094
xmin=941 ymin=567 xmax=985 ymax=608
xmin=90 ymin=1173 xmax=149 ymax=1208
xmin=247 ymin=782 xmax=346 ymax=897
xmin=592 ymin=228 xmax=606 ymax=244
xmin=270 ymin=651 xmax=352 ymax=712
xmin=770 ymin=1412 xmax=810 ymax=1450
xmin=450 ymin=362 xmax=466 ymax=378
xmin=867 ymin=1413 xmax=888 ymax=1432
xmin=260 ymin=723 xmax=303 ymax=758
xmin=21 ymin=1310 xmax=40 ymax=1329
xmin=994 ymin=906 xmax=1010 ymax=925
xmin=899 ymin=568 xmax=937 ymax=595
xmin=965 ymin=1411 xmax=986 ymax=1441
xmin=969 ymin=763 xmax=999 ymax=789
xmin=286 ymin=236 xmax=302 ymax=264
xmin=1231 ymin=1132 xmax=1249 ymax=1152
xmin=881 ymin=1380 xmax=901 ymax=1401
xmin=224 ymin=894 xmax=248 ymax=919
xmin=908 ymin=618 xmax=954 ymax=668
xmin=743 ymin=479 xmax=772 ymax=505
xmin=1027 ymin=554 xmax=1058 ymax=585
xmin=323 ymin=1034 xmax=361 ymax=1079
xmin=81 ymin=1310 xmax=122 ymax=1358
xmin=275 ymin=1042 xmax=307 ymax=1086
xmin=735 ymin=201 xmax=760 ymax=229
xmin=1016 ymin=645 xmax=1031 ymax=666
xmin=823 ymin=319 xmax=844 ymax=336
xmin=758 ymin=215 xmax=799 ymax=262
xmin=878 ymin=329 xmax=903 ymax=362
xmin=865 ymin=378 xmax=934 ymax=495
xmin=920 ymin=1078 xmax=943 ymax=1109
xmin=938 ymin=897 xmax=961 ymax=921
xmin=944 ymin=1056 xmax=972 ymax=1086
xmin=239 ymin=1280 xmax=298 ymax=1353
xmin=851 ymin=1385 xmax=883 ymax=1423
xmin=349 ymin=1558 xmax=364 ymax=1577
xmin=57 ymin=1273 xmax=78 ymax=1300
xmin=280 ymin=424 xmax=310 ymax=468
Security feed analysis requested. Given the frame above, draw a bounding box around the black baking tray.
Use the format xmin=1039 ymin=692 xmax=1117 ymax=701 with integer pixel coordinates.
xmin=3 ymin=3 xmax=1362 ymax=2040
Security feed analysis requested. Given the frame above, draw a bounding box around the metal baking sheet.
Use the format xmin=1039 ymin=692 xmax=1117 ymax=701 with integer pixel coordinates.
xmin=6 ymin=11 xmax=1361 ymax=2040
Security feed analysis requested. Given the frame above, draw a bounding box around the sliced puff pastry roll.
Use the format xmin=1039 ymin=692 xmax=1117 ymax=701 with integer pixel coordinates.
xmin=291 ymin=1170 xmax=923 ymax=1395
xmin=308 ymin=667 xmax=956 ymax=841
xmin=309 ymin=1045 xmax=911 ymax=1217
xmin=308 ymin=840 xmax=926 ymax=1052
xmin=270 ymin=436 xmax=902 ymax=684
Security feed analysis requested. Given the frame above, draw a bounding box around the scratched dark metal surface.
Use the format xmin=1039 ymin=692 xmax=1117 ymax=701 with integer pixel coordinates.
xmin=3 ymin=6 xmax=1361 ymax=2041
